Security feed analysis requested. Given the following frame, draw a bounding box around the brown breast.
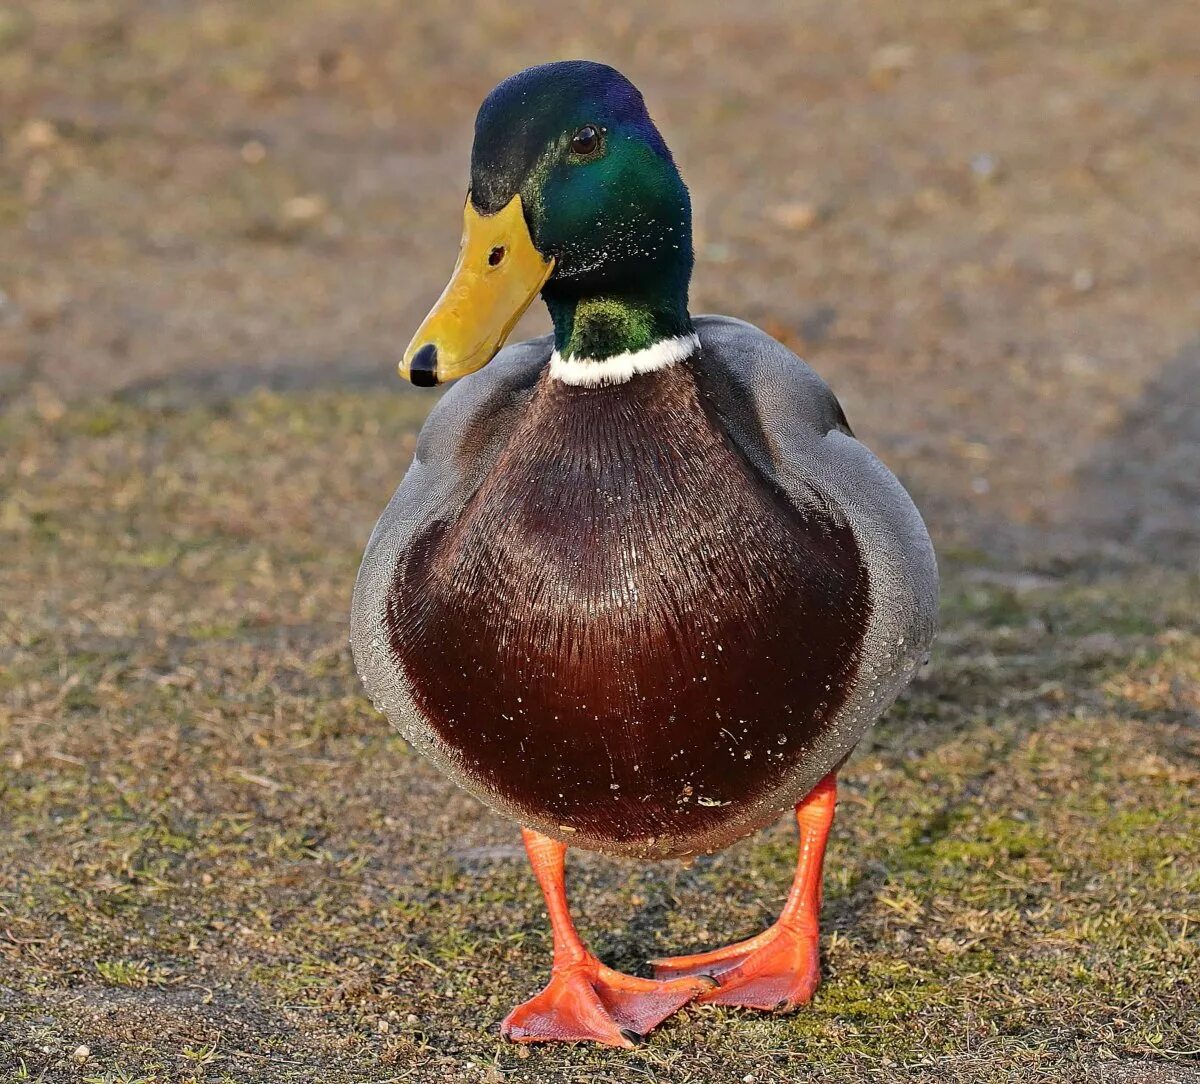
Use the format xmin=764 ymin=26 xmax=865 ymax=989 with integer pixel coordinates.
xmin=384 ymin=360 xmax=870 ymax=853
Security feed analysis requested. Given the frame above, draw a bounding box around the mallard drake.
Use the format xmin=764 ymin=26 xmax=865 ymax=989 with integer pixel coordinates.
xmin=351 ymin=61 xmax=937 ymax=1047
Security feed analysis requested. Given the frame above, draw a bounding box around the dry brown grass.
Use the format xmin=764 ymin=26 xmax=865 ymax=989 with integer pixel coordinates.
xmin=3 ymin=393 xmax=1197 ymax=1083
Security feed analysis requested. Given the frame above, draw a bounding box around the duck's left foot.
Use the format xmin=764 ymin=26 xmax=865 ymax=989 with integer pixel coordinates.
xmin=650 ymin=920 xmax=820 ymax=1012
xmin=651 ymin=772 xmax=839 ymax=1014
xmin=501 ymin=958 xmax=713 ymax=1046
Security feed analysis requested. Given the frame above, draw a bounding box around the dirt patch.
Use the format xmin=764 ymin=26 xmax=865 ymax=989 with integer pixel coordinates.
xmin=4 ymin=0 xmax=1200 ymax=568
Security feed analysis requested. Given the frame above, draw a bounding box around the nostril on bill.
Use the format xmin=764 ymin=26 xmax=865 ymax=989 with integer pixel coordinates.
xmin=409 ymin=343 xmax=439 ymax=387
xmin=488 ymin=245 xmax=506 ymax=267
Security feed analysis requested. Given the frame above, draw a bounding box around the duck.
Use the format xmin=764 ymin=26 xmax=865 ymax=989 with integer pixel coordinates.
xmin=351 ymin=60 xmax=938 ymax=1048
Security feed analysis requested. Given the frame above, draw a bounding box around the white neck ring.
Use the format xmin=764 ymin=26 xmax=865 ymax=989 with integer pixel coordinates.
xmin=548 ymin=332 xmax=700 ymax=388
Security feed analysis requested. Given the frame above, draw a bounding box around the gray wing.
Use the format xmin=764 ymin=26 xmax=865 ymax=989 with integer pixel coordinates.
xmin=694 ymin=314 xmax=939 ymax=762
xmin=349 ymin=334 xmax=552 ymax=754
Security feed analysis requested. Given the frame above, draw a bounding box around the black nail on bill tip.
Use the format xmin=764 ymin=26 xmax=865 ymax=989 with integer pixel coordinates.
xmin=410 ymin=343 xmax=439 ymax=387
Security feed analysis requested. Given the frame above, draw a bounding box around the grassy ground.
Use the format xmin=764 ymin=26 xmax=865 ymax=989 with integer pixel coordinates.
xmin=3 ymin=393 xmax=1198 ymax=1083
xmin=2 ymin=1 xmax=1199 ymax=1082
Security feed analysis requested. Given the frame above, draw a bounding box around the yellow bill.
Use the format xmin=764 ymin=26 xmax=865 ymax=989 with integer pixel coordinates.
xmin=401 ymin=194 xmax=555 ymax=386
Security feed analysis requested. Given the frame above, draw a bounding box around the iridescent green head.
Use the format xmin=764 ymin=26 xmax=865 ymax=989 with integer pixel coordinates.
xmin=401 ymin=62 xmax=694 ymax=383
xmin=473 ymin=61 xmax=694 ymax=358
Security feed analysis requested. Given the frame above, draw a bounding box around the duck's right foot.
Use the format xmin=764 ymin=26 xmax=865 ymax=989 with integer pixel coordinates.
xmin=501 ymin=958 xmax=713 ymax=1047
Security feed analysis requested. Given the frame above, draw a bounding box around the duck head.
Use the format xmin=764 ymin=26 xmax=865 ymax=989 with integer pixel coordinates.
xmin=401 ymin=61 xmax=694 ymax=386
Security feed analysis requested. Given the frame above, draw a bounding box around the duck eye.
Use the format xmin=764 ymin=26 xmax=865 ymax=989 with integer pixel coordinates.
xmin=570 ymin=125 xmax=600 ymax=157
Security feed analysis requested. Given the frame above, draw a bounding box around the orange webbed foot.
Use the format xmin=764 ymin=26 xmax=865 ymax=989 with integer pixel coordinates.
xmin=651 ymin=921 xmax=821 ymax=1012
xmin=651 ymin=774 xmax=837 ymax=1014
xmin=649 ymin=927 xmax=775 ymax=982
xmin=502 ymin=957 xmax=713 ymax=1046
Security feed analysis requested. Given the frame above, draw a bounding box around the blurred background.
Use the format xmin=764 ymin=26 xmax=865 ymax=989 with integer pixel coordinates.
xmin=2 ymin=3 xmax=1198 ymax=1083
xmin=4 ymin=0 xmax=1200 ymax=564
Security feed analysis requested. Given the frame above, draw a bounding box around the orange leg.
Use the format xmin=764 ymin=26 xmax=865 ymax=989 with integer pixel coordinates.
xmin=501 ymin=828 xmax=713 ymax=1047
xmin=650 ymin=773 xmax=837 ymax=1012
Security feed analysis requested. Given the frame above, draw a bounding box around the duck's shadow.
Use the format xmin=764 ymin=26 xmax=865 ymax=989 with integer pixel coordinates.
xmin=1068 ymin=337 xmax=1200 ymax=569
